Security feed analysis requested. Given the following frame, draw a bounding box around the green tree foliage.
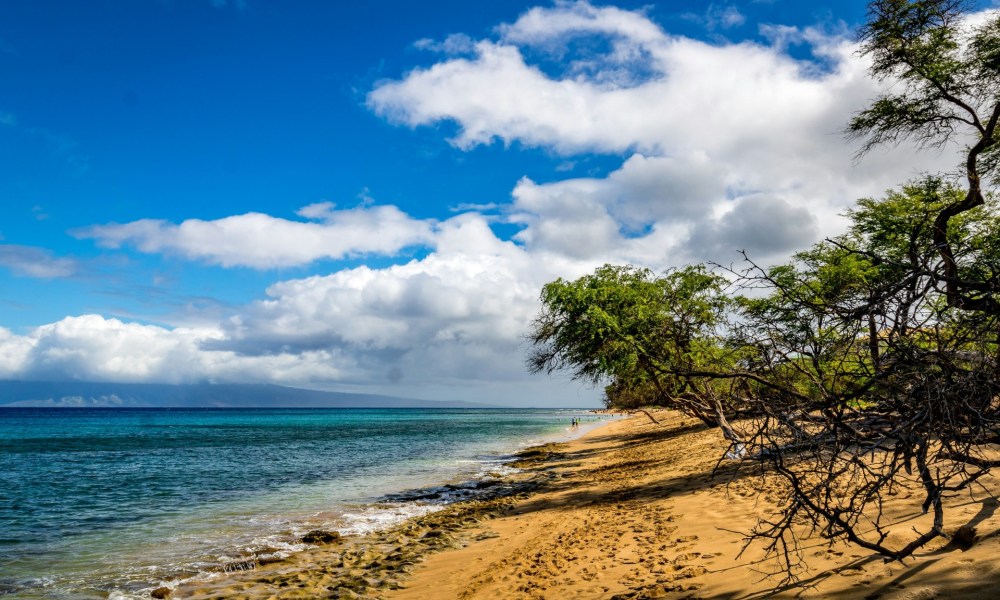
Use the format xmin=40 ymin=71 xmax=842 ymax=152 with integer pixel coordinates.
xmin=727 ymin=177 xmax=1000 ymax=570
xmin=522 ymin=178 xmax=1000 ymax=572
xmin=527 ymin=0 xmax=1000 ymax=573
xmin=526 ymin=264 xmax=732 ymax=425
xmin=735 ymin=178 xmax=1000 ymax=397
xmin=727 ymin=1 xmax=1000 ymax=567
xmin=849 ymin=0 xmax=1000 ymax=312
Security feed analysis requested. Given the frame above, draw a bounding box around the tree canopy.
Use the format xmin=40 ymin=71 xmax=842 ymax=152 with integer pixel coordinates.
xmin=850 ymin=0 xmax=1000 ymax=312
xmin=527 ymin=264 xmax=732 ymax=426
xmin=526 ymin=0 xmax=1000 ymax=575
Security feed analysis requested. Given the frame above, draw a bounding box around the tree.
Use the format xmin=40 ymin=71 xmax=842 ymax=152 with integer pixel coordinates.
xmin=526 ymin=0 xmax=1000 ymax=577
xmin=849 ymin=0 xmax=1000 ymax=313
xmin=526 ymin=264 xmax=733 ymax=426
xmin=724 ymin=0 xmax=1000 ymax=571
xmin=728 ymin=178 xmax=1000 ymax=571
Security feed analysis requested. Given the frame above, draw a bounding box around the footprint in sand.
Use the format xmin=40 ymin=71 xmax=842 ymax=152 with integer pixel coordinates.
xmin=898 ymin=587 xmax=940 ymax=600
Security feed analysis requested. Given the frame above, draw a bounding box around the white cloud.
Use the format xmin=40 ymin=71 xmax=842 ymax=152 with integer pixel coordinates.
xmin=0 ymin=327 xmax=33 ymax=378
xmin=369 ymin=1 xmax=970 ymax=267
xmin=11 ymin=2 xmax=995 ymax=406
xmin=704 ymin=5 xmax=746 ymax=30
xmin=500 ymin=2 xmax=666 ymax=49
xmin=0 ymin=244 xmax=78 ymax=278
xmin=368 ymin=3 xmax=864 ymax=156
xmin=23 ymin=315 xmax=212 ymax=382
xmin=204 ymin=214 xmax=559 ymax=387
xmin=76 ymin=204 xmax=437 ymax=268
xmin=1 ymin=314 xmax=348 ymax=387
xmin=0 ymin=215 xmax=599 ymax=404
xmin=413 ymin=33 xmax=477 ymax=55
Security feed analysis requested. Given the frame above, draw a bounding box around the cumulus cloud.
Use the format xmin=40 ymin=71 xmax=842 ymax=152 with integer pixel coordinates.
xmin=369 ymin=0 xmax=968 ymax=266
xmin=9 ymin=2 xmax=993 ymax=404
xmin=0 ymin=314 xmax=348 ymax=386
xmin=0 ymin=216 xmax=594 ymax=404
xmin=0 ymin=244 xmax=78 ymax=278
xmin=197 ymin=213 xmax=578 ymax=394
xmin=75 ymin=203 xmax=437 ymax=268
xmin=369 ymin=2 xmax=861 ymax=155
xmin=218 ymin=215 xmax=535 ymax=352
xmin=687 ymin=195 xmax=819 ymax=262
xmin=0 ymin=327 xmax=33 ymax=378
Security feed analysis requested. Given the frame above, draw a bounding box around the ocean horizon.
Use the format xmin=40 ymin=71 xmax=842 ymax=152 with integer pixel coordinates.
xmin=0 ymin=406 xmax=608 ymax=599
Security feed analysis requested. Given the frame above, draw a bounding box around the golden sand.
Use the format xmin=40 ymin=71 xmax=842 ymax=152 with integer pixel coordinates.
xmin=174 ymin=411 xmax=1000 ymax=599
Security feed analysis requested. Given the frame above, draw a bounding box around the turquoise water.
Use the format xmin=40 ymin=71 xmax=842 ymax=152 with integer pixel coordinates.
xmin=0 ymin=407 xmax=598 ymax=599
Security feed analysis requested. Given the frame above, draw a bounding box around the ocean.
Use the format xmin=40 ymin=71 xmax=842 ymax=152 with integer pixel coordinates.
xmin=0 ymin=407 xmax=602 ymax=599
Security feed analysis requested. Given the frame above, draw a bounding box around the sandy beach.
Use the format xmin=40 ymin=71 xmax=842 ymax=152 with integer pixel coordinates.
xmin=174 ymin=411 xmax=1000 ymax=599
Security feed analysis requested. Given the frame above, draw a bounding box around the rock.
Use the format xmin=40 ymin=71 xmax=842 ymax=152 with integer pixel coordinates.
xmin=150 ymin=587 xmax=171 ymax=599
xmin=301 ymin=530 xmax=342 ymax=544
xmin=953 ymin=525 xmax=977 ymax=549
xmin=421 ymin=529 xmax=447 ymax=539
xmin=646 ymin=585 xmax=669 ymax=598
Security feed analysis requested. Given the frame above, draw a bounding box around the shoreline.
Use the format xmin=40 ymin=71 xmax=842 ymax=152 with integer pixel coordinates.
xmin=148 ymin=412 xmax=619 ymax=599
xmin=174 ymin=410 xmax=1000 ymax=599
xmin=2 ymin=408 xmax=608 ymax=600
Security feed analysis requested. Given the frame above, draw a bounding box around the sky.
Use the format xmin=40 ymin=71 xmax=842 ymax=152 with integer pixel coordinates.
xmin=0 ymin=0 xmax=996 ymax=407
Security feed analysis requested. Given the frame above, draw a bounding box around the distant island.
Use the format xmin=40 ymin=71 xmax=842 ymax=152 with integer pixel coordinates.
xmin=0 ymin=381 xmax=495 ymax=408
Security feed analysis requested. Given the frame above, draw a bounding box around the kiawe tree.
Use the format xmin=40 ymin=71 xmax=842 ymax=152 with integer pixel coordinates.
xmin=527 ymin=264 xmax=733 ymax=427
xmin=526 ymin=0 xmax=1000 ymax=578
xmin=849 ymin=0 xmax=1000 ymax=312
xmin=731 ymin=178 xmax=1000 ymax=571
xmin=730 ymin=0 xmax=1000 ymax=570
xmin=729 ymin=0 xmax=1000 ymax=570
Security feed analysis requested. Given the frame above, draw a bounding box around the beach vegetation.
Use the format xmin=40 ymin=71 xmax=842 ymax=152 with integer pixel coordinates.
xmin=730 ymin=176 xmax=1000 ymax=571
xmin=527 ymin=263 xmax=736 ymax=427
xmin=527 ymin=0 xmax=1000 ymax=577
xmin=732 ymin=0 xmax=1000 ymax=570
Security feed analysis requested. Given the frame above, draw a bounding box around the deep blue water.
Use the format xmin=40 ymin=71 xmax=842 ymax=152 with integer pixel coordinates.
xmin=0 ymin=407 xmax=596 ymax=599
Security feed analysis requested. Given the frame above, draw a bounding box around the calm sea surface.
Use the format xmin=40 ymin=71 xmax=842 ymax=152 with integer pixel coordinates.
xmin=0 ymin=407 xmax=601 ymax=599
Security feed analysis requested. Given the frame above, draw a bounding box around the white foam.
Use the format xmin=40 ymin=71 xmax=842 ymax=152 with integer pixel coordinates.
xmin=336 ymin=502 xmax=445 ymax=536
xmin=474 ymin=462 xmax=520 ymax=479
xmin=96 ymin=414 xmax=623 ymax=598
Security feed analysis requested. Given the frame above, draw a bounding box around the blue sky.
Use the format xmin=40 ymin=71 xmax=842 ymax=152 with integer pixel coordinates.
xmin=0 ymin=0 xmax=992 ymax=406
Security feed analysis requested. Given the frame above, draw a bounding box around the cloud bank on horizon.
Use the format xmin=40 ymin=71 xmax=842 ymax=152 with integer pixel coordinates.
xmin=0 ymin=1 xmax=987 ymax=405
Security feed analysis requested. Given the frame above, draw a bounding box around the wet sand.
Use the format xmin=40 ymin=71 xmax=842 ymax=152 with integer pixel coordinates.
xmin=174 ymin=411 xmax=1000 ymax=599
